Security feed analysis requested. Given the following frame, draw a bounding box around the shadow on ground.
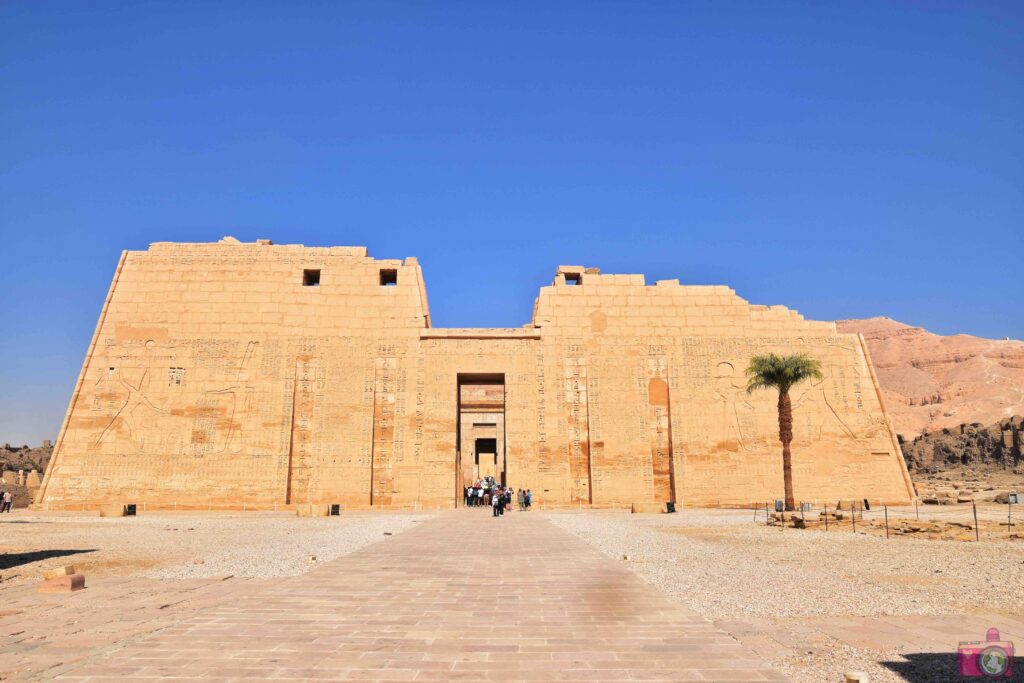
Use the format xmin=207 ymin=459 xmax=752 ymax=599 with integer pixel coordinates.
xmin=0 ymin=549 xmax=96 ymax=570
xmin=882 ymin=651 xmax=1023 ymax=681
xmin=0 ymin=520 xmax=54 ymax=524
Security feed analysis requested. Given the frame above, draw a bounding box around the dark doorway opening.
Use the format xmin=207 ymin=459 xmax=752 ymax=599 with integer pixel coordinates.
xmin=475 ymin=438 xmax=498 ymax=481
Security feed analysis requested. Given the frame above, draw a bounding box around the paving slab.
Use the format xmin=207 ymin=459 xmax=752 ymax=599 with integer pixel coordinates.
xmin=716 ymin=612 xmax=1024 ymax=682
xmin=51 ymin=511 xmax=786 ymax=682
xmin=0 ymin=573 xmax=257 ymax=681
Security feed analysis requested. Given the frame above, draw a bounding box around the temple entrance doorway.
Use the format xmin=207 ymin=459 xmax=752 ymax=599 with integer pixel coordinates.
xmin=456 ymin=374 xmax=505 ymax=506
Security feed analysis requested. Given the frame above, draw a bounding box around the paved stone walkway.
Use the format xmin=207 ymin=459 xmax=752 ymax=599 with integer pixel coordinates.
xmin=53 ymin=512 xmax=786 ymax=682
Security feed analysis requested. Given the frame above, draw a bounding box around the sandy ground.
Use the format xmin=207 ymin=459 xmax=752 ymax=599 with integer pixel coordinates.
xmin=3 ymin=507 xmax=1021 ymax=681
xmin=547 ymin=509 xmax=1024 ymax=683
xmin=0 ymin=510 xmax=432 ymax=584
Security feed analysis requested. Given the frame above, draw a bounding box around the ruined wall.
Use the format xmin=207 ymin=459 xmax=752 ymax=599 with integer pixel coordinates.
xmin=38 ymin=240 xmax=914 ymax=510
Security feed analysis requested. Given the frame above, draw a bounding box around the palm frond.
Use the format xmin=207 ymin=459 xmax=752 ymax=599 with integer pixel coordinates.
xmin=746 ymin=352 xmax=823 ymax=394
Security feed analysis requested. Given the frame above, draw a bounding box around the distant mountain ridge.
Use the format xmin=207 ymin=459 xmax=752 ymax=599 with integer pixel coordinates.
xmin=836 ymin=317 xmax=1024 ymax=438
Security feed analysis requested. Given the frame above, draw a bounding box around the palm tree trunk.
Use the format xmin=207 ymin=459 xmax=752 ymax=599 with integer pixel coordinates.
xmin=778 ymin=389 xmax=795 ymax=511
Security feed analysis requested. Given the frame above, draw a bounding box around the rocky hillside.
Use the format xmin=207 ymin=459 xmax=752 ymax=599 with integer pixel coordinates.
xmin=900 ymin=417 xmax=1022 ymax=472
xmin=836 ymin=317 xmax=1024 ymax=437
xmin=903 ymin=417 xmax=1024 ymax=502
xmin=1 ymin=442 xmax=53 ymax=474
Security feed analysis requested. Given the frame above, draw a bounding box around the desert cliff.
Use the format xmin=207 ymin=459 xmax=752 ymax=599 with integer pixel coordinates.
xmin=837 ymin=317 xmax=1024 ymax=437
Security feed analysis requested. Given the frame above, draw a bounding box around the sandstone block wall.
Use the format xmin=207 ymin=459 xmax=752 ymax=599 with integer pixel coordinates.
xmin=37 ymin=239 xmax=914 ymax=509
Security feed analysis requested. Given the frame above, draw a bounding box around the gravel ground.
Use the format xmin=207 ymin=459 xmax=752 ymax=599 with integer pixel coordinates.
xmin=546 ymin=509 xmax=1024 ymax=683
xmin=0 ymin=511 xmax=431 ymax=583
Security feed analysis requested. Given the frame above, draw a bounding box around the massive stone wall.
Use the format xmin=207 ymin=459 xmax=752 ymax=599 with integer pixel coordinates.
xmin=37 ymin=239 xmax=914 ymax=509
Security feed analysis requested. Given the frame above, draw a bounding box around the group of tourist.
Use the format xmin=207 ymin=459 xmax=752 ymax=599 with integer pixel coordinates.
xmin=463 ymin=481 xmax=533 ymax=516
xmin=0 ymin=489 xmax=13 ymax=512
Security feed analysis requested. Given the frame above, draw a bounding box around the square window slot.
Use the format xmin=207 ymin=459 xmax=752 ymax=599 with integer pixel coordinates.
xmin=380 ymin=269 xmax=398 ymax=286
xmin=303 ymin=269 xmax=321 ymax=286
xmin=564 ymin=272 xmax=581 ymax=285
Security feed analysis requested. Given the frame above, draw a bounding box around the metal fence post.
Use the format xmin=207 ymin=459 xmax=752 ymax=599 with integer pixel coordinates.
xmin=884 ymin=505 xmax=889 ymax=539
xmin=973 ymin=500 xmax=980 ymax=541
xmin=824 ymin=503 xmax=829 ymax=531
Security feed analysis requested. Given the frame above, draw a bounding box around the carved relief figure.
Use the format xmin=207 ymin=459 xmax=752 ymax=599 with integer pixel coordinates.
xmin=713 ymin=362 xmax=759 ymax=451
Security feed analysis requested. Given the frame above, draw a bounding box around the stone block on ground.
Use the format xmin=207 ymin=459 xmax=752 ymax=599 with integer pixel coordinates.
xmin=98 ymin=504 xmax=125 ymax=517
xmin=42 ymin=565 xmax=76 ymax=581
xmin=295 ymin=503 xmax=331 ymax=517
xmin=630 ymin=502 xmax=664 ymax=514
xmin=37 ymin=573 xmax=85 ymax=594
xmin=792 ymin=517 xmax=823 ymax=529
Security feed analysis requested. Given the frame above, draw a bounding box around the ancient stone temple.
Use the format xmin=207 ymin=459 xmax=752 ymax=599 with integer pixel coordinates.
xmin=37 ymin=238 xmax=914 ymax=510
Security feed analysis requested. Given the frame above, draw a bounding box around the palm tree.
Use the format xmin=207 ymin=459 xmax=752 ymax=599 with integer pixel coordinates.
xmin=745 ymin=353 xmax=823 ymax=511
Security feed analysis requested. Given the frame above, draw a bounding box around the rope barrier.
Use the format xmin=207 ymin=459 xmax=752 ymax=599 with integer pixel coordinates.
xmin=752 ymin=496 xmax=1016 ymax=541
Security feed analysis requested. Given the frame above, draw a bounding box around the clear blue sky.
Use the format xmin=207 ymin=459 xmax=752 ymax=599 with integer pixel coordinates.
xmin=1 ymin=2 xmax=1021 ymax=444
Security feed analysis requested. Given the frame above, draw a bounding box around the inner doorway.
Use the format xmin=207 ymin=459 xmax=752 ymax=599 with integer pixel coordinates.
xmin=456 ymin=374 xmax=505 ymax=505
xmin=474 ymin=438 xmax=498 ymax=480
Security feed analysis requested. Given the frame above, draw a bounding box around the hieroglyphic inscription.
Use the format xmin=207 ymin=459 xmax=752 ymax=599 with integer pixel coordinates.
xmin=287 ymin=355 xmax=319 ymax=503
xmin=564 ymin=344 xmax=591 ymax=503
xmin=535 ymin=347 xmax=548 ymax=470
xmin=586 ymin=361 xmax=604 ymax=498
xmin=370 ymin=350 xmax=398 ymax=506
xmin=414 ymin=352 xmax=425 ymax=467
